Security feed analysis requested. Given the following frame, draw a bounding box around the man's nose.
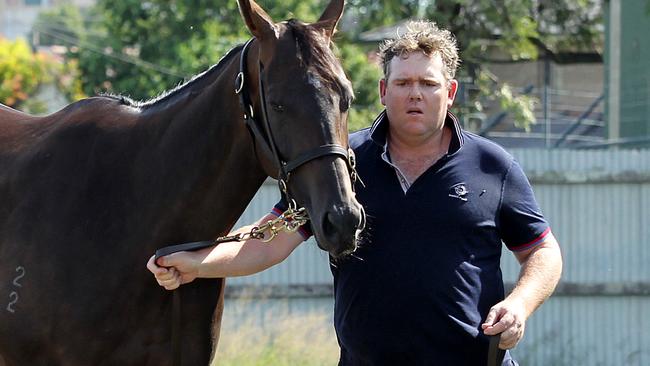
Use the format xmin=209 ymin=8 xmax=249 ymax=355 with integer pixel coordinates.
xmin=408 ymin=84 xmax=423 ymax=100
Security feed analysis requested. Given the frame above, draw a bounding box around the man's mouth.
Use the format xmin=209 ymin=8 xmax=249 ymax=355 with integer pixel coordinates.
xmin=407 ymin=108 xmax=423 ymax=115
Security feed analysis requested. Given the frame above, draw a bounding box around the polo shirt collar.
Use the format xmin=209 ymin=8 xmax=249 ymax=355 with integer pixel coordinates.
xmin=369 ymin=110 xmax=464 ymax=154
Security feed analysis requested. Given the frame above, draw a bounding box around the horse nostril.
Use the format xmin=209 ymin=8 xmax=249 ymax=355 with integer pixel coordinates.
xmin=322 ymin=210 xmax=352 ymax=238
xmin=320 ymin=205 xmax=361 ymax=248
xmin=322 ymin=211 xmax=336 ymax=239
xmin=357 ymin=205 xmax=367 ymax=231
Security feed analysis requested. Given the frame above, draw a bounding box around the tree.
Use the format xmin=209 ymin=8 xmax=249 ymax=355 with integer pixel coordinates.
xmin=30 ymin=4 xmax=85 ymax=48
xmin=347 ymin=0 xmax=603 ymax=60
xmin=66 ymin=0 xmax=330 ymax=97
xmin=336 ymin=42 xmax=384 ymax=131
xmin=57 ymin=0 xmax=383 ymax=129
xmin=0 ymin=37 xmax=84 ymax=114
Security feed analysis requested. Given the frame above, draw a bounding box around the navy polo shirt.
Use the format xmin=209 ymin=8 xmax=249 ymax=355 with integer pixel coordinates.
xmin=274 ymin=111 xmax=550 ymax=365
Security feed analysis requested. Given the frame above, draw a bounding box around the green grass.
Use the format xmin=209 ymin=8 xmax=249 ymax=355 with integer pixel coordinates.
xmin=213 ymin=300 xmax=339 ymax=366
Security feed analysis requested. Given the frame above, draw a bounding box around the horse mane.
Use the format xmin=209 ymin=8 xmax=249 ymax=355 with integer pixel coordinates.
xmin=104 ymin=44 xmax=245 ymax=109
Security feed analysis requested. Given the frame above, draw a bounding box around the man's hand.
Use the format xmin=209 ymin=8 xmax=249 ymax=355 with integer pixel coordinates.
xmin=146 ymin=252 xmax=201 ymax=290
xmin=145 ymin=214 xmax=305 ymax=289
xmin=481 ymin=298 xmax=527 ymax=349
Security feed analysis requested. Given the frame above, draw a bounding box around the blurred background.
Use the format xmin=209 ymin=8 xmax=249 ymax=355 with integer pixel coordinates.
xmin=1 ymin=0 xmax=649 ymax=364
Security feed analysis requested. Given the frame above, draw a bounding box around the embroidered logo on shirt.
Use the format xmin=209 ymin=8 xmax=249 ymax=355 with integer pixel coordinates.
xmin=449 ymin=182 xmax=469 ymax=201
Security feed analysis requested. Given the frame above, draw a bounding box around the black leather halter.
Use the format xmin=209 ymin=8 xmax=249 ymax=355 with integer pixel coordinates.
xmin=236 ymin=38 xmax=358 ymax=207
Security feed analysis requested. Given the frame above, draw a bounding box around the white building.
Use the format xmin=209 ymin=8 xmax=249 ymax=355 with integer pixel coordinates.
xmin=0 ymin=0 xmax=94 ymax=40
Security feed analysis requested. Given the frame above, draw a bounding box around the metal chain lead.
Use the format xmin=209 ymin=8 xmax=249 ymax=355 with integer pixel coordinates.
xmin=213 ymin=148 xmax=358 ymax=245
xmin=212 ymin=206 xmax=309 ymax=244
xmin=212 ymin=148 xmax=358 ymax=245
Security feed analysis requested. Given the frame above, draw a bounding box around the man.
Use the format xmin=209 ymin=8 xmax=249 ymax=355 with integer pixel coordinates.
xmin=148 ymin=21 xmax=562 ymax=365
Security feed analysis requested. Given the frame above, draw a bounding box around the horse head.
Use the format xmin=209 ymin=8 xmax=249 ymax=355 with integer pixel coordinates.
xmin=237 ymin=0 xmax=364 ymax=258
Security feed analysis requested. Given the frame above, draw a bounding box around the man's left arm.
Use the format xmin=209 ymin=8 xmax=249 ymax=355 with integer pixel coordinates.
xmin=482 ymin=232 xmax=563 ymax=349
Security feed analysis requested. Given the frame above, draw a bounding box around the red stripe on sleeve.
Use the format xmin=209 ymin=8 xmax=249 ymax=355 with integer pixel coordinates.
xmin=271 ymin=207 xmax=283 ymax=217
xmin=510 ymin=227 xmax=551 ymax=252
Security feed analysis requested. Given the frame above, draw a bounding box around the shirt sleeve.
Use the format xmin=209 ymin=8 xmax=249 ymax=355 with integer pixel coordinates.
xmin=498 ymin=159 xmax=551 ymax=251
xmin=271 ymin=199 xmax=313 ymax=240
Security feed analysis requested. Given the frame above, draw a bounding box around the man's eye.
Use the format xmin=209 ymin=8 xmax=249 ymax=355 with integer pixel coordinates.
xmin=271 ymin=104 xmax=284 ymax=113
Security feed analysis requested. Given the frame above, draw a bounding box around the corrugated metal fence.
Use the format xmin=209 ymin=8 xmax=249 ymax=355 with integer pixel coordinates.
xmin=223 ymin=148 xmax=650 ymax=365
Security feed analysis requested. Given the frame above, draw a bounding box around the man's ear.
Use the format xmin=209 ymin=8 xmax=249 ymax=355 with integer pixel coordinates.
xmin=379 ymin=78 xmax=387 ymax=106
xmin=446 ymin=79 xmax=458 ymax=108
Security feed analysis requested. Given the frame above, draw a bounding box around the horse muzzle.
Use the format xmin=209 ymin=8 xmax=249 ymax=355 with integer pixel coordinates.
xmin=314 ymin=201 xmax=365 ymax=258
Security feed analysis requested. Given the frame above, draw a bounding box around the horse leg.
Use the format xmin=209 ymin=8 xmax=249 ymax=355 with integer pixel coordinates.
xmin=178 ymin=278 xmax=225 ymax=366
xmin=210 ymin=278 xmax=226 ymax=363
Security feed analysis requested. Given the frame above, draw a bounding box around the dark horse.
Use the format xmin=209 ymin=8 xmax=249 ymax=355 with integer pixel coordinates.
xmin=0 ymin=0 xmax=363 ymax=364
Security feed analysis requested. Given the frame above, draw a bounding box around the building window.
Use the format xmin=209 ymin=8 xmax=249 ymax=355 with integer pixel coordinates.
xmin=24 ymin=0 xmax=42 ymax=6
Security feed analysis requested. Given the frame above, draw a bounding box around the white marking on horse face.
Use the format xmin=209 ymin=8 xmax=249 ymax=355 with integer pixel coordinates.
xmin=307 ymin=72 xmax=322 ymax=89
xmin=294 ymin=38 xmax=303 ymax=63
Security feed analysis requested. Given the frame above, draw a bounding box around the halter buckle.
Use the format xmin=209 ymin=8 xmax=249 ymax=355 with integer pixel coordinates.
xmin=279 ymin=178 xmax=288 ymax=195
xmin=348 ymin=148 xmax=356 ymax=168
xmin=235 ymin=72 xmax=245 ymax=94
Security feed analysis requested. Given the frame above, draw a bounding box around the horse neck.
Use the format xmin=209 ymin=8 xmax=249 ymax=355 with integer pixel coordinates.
xmin=136 ymin=54 xmax=267 ymax=242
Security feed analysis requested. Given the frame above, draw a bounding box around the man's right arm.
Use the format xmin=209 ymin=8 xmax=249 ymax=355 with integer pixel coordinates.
xmin=147 ymin=213 xmax=304 ymax=290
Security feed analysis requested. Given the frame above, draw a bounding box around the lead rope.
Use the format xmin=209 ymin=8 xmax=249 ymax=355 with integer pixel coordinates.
xmin=487 ymin=334 xmax=506 ymax=366
xmin=155 ymin=207 xmax=309 ymax=258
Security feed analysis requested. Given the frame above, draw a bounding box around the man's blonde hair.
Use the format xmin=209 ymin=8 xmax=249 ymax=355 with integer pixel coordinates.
xmin=379 ymin=20 xmax=460 ymax=82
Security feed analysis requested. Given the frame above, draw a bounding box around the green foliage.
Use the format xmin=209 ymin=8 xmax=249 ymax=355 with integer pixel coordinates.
xmin=349 ymin=0 xmax=603 ymax=57
xmin=62 ymin=0 xmax=387 ymax=131
xmin=473 ymin=69 xmax=537 ymax=131
xmin=0 ymin=38 xmax=46 ymax=107
xmin=69 ymin=0 xmax=339 ymax=99
xmin=30 ymin=4 xmax=85 ymax=47
xmin=0 ymin=37 xmax=84 ymax=114
xmin=336 ymin=42 xmax=383 ymax=131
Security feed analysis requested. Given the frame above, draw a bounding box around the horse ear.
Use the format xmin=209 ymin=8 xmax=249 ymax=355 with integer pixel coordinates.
xmin=315 ymin=0 xmax=345 ymax=39
xmin=237 ymin=0 xmax=278 ymax=40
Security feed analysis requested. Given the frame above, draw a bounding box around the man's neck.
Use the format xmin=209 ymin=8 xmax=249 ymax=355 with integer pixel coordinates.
xmin=387 ymin=126 xmax=451 ymax=184
xmin=388 ymin=125 xmax=450 ymax=159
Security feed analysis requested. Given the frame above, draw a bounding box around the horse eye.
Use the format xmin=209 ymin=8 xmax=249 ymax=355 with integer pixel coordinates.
xmin=271 ymin=103 xmax=284 ymax=113
xmin=340 ymin=98 xmax=351 ymax=112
